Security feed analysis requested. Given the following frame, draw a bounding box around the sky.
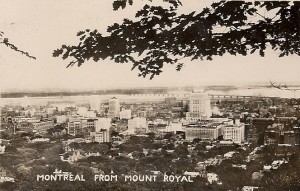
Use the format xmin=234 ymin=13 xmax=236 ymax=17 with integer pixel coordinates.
xmin=0 ymin=0 xmax=300 ymax=92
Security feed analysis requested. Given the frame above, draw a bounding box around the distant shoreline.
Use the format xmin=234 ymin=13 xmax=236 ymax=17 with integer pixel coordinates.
xmin=0 ymin=85 xmax=272 ymax=98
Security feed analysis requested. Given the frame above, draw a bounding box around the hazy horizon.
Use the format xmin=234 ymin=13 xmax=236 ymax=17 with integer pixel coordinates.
xmin=2 ymin=82 xmax=298 ymax=93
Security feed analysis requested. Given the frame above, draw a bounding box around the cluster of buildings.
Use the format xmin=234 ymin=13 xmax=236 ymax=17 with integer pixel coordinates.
xmin=68 ymin=117 xmax=111 ymax=143
xmin=185 ymin=90 xmax=245 ymax=143
xmin=0 ymin=168 xmax=14 ymax=183
xmin=1 ymin=89 xmax=300 ymax=190
xmin=1 ymin=90 xmax=247 ymax=144
xmin=185 ymin=118 xmax=245 ymax=143
xmin=4 ymin=89 xmax=300 ymax=162
xmin=264 ymin=123 xmax=300 ymax=146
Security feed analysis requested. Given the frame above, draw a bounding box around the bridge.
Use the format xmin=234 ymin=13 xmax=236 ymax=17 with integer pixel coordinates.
xmin=130 ymin=93 xmax=280 ymax=100
xmin=130 ymin=93 xmax=184 ymax=97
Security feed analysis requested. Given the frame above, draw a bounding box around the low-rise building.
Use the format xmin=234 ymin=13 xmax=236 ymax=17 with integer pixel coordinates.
xmin=90 ymin=129 xmax=110 ymax=143
xmin=31 ymin=138 xmax=50 ymax=143
xmin=207 ymin=173 xmax=221 ymax=184
xmin=68 ymin=121 xmax=82 ymax=136
xmin=252 ymin=171 xmax=264 ymax=180
xmin=232 ymin=164 xmax=246 ymax=170
xmin=183 ymin=171 xmax=200 ymax=178
xmin=0 ymin=168 xmax=14 ymax=183
xmin=224 ymin=151 xmax=236 ymax=159
xmin=186 ymin=121 xmax=222 ymax=140
xmin=33 ymin=120 xmax=54 ymax=134
xmin=242 ymin=186 xmax=259 ymax=191
xmin=0 ymin=145 xmax=5 ymax=154
xmin=223 ymin=122 xmax=245 ymax=143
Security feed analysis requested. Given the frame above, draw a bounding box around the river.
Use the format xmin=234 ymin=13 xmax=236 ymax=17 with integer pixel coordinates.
xmin=1 ymin=87 xmax=300 ymax=107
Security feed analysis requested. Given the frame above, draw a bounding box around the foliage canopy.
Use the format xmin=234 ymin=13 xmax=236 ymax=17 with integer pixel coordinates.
xmin=53 ymin=1 xmax=300 ymax=79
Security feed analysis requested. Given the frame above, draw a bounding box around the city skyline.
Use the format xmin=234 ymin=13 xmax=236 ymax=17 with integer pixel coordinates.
xmin=1 ymin=2 xmax=300 ymax=190
xmin=1 ymin=85 xmax=300 ymax=190
xmin=1 ymin=0 xmax=300 ymax=92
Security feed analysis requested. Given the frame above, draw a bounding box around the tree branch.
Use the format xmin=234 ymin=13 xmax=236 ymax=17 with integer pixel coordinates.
xmin=0 ymin=34 xmax=36 ymax=60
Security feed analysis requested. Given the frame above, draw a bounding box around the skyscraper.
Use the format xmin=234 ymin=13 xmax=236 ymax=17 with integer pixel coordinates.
xmin=95 ymin=118 xmax=111 ymax=132
xmin=108 ymin=97 xmax=120 ymax=118
xmin=128 ymin=117 xmax=148 ymax=134
xmin=186 ymin=90 xmax=211 ymax=122
xmin=90 ymin=95 xmax=101 ymax=111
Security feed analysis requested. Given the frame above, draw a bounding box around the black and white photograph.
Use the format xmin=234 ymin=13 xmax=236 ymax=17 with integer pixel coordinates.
xmin=1 ymin=0 xmax=300 ymax=190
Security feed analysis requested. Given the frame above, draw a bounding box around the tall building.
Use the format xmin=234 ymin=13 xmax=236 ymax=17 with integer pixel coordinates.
xmin=128 ymin=117 xmax=148 ymax=134
xmin=90 ymin=129 xmax=110 ymax=143
xmin=67 ymin=121 xmax=82 ymax=136
xmin=223 ymin=119 xmax=245 ymax=143
xmin=108 ymin=97 xmax=120 ymax=118
xmin=85 ymin=110 xmax=96 ymax=118
xmin=90 ymin=95 xmax=101 ymax=111
xmin=77 ymin=107 xmax=88 ymax=116
xmin=120 ymin=109 xmax=132 ymax=119
xmin=56 ymin=115 xmax=67 ymax=124
xmin=186 ymin=91 xmax=211 ymax=122
xmin=82 ymin=118 xmax=97 ymax=132
xmin=95 ymin=118 xmax=111 ymax=132
xmin=90 ymin=118 xmax=111 ymax=143
xmin=21 ymin=96 xmax=31 ymax=107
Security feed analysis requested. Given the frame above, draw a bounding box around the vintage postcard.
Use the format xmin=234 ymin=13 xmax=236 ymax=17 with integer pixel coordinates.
xmin=1 ymin=0 xmax=300 ymax=190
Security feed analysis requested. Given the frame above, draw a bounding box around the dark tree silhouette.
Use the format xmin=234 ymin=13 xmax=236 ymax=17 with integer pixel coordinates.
xmin=0 ymin=31 xmax=36 ymax=59
xmin=53 ymin=1 xmax=300 ymax=79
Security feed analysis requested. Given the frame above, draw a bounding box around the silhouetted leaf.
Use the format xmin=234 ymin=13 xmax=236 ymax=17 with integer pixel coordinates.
xmin=53 ymin=1 xmax=300 ymax=79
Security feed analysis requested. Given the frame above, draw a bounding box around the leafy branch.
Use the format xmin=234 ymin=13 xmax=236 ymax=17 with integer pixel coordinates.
xmin=53 ymin=1 xmax=300 ymax=79
xmin=0 ymin=31 xmax=36 ymax=59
